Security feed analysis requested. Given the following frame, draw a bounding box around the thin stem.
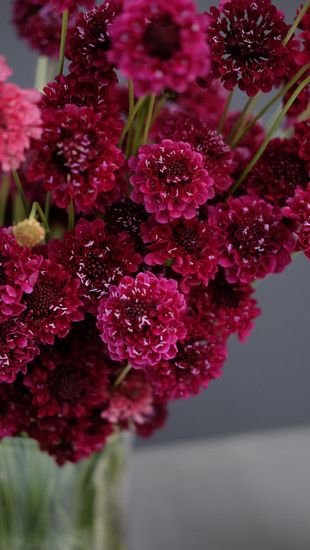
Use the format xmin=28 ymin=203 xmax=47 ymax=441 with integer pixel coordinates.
xmin=128 ymin=80 xmax=135 ymax=115
xmin=29 ymin=202 xmax=51 ymax=234
xmin=119 ymin=97 xmax=145 ymax=147
xmin=228 ymin=94 xmax=260 ymax=145
xmin=68 ymin=199 xmax=75 ymax=231
xmin=114 ymin=364 xmax=132 ymax=388
xmin=229 ymin=76 xmax=310 ymax=195
xmin=217 ymin=90 xmax=234 ymax=132
xmin=0 ymin=175 xmax=10 ymax=226
xmin=44 ymin=192 xmax=51 ymax=223
xmin=34 ymin=56 xmax=49 ymax=92
xmin=132 ymin=101 xmax=148 ymax=156
xmin=58 ymin=9 xmax=69 ymax=75
xmin=11 ymin=169 xmax=29 ymax=218
xmin=232 ymin=62 xmax=310 ymax=148
xmin=142 ymin=94 xmax=156 ymax=145
xmin=283 ymin=1 xmax=310 ymax=46
xmin=152 ymin=94 xmax=167 ymax=125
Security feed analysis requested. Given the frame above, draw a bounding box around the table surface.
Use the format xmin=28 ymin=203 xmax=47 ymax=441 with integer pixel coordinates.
xmin=131 ymin=427 xmax=310 ymax=550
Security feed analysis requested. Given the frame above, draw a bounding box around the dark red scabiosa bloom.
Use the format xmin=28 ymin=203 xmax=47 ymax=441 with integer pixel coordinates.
xmin=0 ymin=385 xmax=31 ymax=438
xmin=0 ymin=228 xmax=42 ymax=322
xmin=22 ymin=259 xmax=83 ymax=345
xmin=130 ymin=140 xmax=214 ymax=224
xmin=155 ymin=112 xmax=235 ymax=194
xmin=66 ymin=1 xmax=123 ymax=83
xmin=208 ymin=196 xmax=295 ymax=284
xmin=108 ymin=0 xmax=210 ymax=96
xmin=141 ymin=217 xmax=220 ymax=293
xmin=12 ymin=0 xmax=72 ymax=57
xmin=0 ymin=320 xmax=38 ymax=383
xmin=208 ymin=0 xmax=291 ymax=95
xmin=283 ymin=183 xmax=310 ymax=259
xmin=294 ymin=121 xmax=310 ymax=162
xmin=103 ymin=372 xmax=154 ymax=424
xmin=24 ymin=346 xmax=110 ymax=419
xmin=104 ymin=198 xmax=148 ymax=239
xmin=49 ymin=0 xmax=95 ymax=12
xmin=175 ymin=79 xmax=229 ymax=129
xmin=97 ymin=272 xmax=187 ymax=368
xmin=185 ymin=272 xmax=261 ymax=343
xmin=223 ymin=112 xmax=265 ymax=174
xmin=245 ymin=137 xmax=309 ymax=206
xmin=50 ymin=218 xmax=142 ymax=314
xmin=145 ymin=339 xmax=226 ymax=400
xmin=26 ymin=104 xmax=124 ymax=212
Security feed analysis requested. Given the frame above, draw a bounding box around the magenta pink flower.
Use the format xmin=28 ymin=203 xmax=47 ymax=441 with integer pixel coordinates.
xmin=130 ymin=140 xmax=214 ymax=224
xmin=175 ymin=79 xmax=229 ymax=129
xmin=209 ymin=196 xmax=295 ymax=284
xmin=141 ymin=217 xmax=220 ymax=293
xmin=0 ymin=228 xmax=42 ymax=322
xmin=103 ymin=372 xmax=154 ymax=424
xmin=49 ymin=218 xmax=142 ymax=313
xmin=283 ymin=184 xmax=310 ymax=259
xmin=26 ymin=104 xmax=124 ymax=212
xmin=22 ymin=258 xmax=83 ymax=345
xmin=0 ymin=56 xmax=12 ymax=82
xmin=0 ymin=320 xmax=38 ymax=383
xmin=109 ymin=0 xmax=210 ymax=96
xmin=0 ymin=60 xmax=42 ymax=172
xmin=208 ymin=0 xmax=293 ymax=95
xmin=135 ymin=402 xmax=168 ymax=438
xmin=104 ymin=198 xmax=148 ymax=239
xmin=97 ymin=272 xmax=187 ymax=368
xmin=155 ymin=112 xmax=235 ymax=194
xmin=49 ymin=0 xmax=94 ymax=12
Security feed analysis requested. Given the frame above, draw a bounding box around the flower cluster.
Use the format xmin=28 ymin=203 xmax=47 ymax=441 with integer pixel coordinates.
xmin=0 ymin=0 xmax=308 ymax=463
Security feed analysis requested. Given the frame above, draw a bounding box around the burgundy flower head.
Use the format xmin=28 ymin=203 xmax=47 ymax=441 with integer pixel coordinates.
xmin=155 ymin=112 xmax=235 ymax=194
xmin=66 ymin=1 xmax=123 ymax=82
xmin=246 ymin=137 xmax=309 ymax=206
xmin=283 ymin=183 xmax=310 ymax=259
xmin=294 ymin=121 xmax=310 ymax=162
xmin=109 ymin=0 xmax=210 ymax=96
xmin=135 ymin=402 xmax=168 ymax=438
xmin=208 ymin=0 xmax=291 ymax=95
xmin=50 ymin=218 xmax=142 ymax=313
xmin=141 ymin=217 xmax=220 ymax=293
xmin=175 ymin=79 xmax=229 ymax=129
xmin=0 ymin=319 xmax=38 ymax=383
xmin=103 ymin=372 xmax=154 ymax=424
xmin=209 ymin=196 xmax=295 ymax=283
xmin=0 ymin=385 xmax=31 ymax=438
xmin=130 ymin=140 xmax=214 ymax=223
xmin=49 ymin=0 xmax=95 ymax=13
xmin=104 ymin=198 xmax=148 ymax=239
xmin=22 ymin=258 xmax=83 ymax=345
xmin=0 ymin=228 xmax=42 ymax=322
xmin=26 ymin=104 xmax=124 ymax=212
xmin=97 ymin=272 xmax=187 ymax=368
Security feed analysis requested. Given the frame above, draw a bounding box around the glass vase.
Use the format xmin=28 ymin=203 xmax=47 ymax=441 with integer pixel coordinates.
xmin=0 ymin=431 xmax=132 ymax=550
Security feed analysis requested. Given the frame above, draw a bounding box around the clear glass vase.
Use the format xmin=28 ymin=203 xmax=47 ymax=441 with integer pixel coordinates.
xmin=0 ymin=431 xmax=132 ymax=550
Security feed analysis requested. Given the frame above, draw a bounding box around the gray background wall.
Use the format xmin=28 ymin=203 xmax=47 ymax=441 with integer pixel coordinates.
xmin=0 ymin=0 xmax=308 ymax=444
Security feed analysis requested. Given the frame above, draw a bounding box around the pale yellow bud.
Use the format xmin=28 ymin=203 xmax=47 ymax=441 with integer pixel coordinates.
xmin=13 ymin=219 xmax=45 ymax=247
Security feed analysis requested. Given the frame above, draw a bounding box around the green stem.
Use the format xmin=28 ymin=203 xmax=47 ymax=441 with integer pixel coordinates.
xmin=58 ymin=9 xmax=69 ymax=75
xmin=119 ymin=97 xmax=145 ymax=147
xmin=142 ymin=94 xmax=156 ymax=145
xmin=217 ymin=90 xmax=234 ymax=133
xmin=228 ymin=94 xmax=260 ymax=145
xmin=114 ymin=364 xmax=132 ymax=388
xmin=29 ymin=202 xmax=51 ymax=234
xmin=11 ymin=170 xmax=29 ymax=218
xmin=229 ymin=76 xmax=310 ymax=195
xmin=44 ymin=192 xmax=51 ymax=223
xmin=0 ymin=175 xmax=10 ymax=227
xmin=152 ymin=94 xmax=167 ymax=125
xmin=283 ymin=1 xmax=310 ymax=46
xmin=132 ymin=102 xmax=148 ymax=156
xmin=232 ymin=62 xmax=310 ymax=148
xmin=34 ymin=56 xmax=49 ymax=92
xmin=128 ymin=79 xmax=135 ymax=115
xmin=68 ymin=199 xmax=75 ymax=231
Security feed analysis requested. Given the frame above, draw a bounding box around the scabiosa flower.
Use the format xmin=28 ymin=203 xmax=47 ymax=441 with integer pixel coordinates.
xmin=49 ymin=0 xmax=95 ymax=12
xmin=209 ymin=196 xmax=295 ymax=284
xmin=103 ymin=372 xmax=154 ymax=424
xmin=135 ymin=402 xmax=168 ymax=438
xmin=66 ymin=1 xmax=123 ymax=82
xmin=145 ymin=339 xmax=226 ymax=400
xmin=108 ymin=0 xmax=210 ymax=96
xmin=97 ymin=272 xmax=187 ymax=368
xmin=22 ymin=259 xmax=83 ymax=345
xmin=208 ymin=0 xmax=291 ymax=95
xmin=26 ymin=104 xmax=124 ymax=212
xmin=50 ymin=218 xmax=142 ymax=313
xmin=104 ymin=198 xmax=148 ymax=239
xmin=0 ymin=320 xmax=38 ymax=383
xmin=246 ymin=137 xmax=309 ymax=206
xmin=294 ymin=121 xmax=310 ymax=162
xmin=0 ymin=385 xmax=31 ymax=438
xmin=0 ymin=64 xmax=42 ymax=172
xmin=130 ymin=140 xmax=214 ymax=224
xmin=0 ymin=228 xmax=42 ymax=322
xmin=0 ymin=56 xmax=12 ymax=82
xmin=283 ymin=184 xmax=310 ymax=259
xmin=155 ymin=113 xmax=235 ymax=194
xmin=141 ymin=217 xmax=220 ymax=293
xmin=175 ymin=79 xmax=229 ymax=129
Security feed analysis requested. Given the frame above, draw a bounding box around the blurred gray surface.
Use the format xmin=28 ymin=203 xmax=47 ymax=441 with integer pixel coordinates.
xmin=132 ymin=428 xmax=310 ymax=549
xmin=0 ymin=0 xmax=309 ymax=444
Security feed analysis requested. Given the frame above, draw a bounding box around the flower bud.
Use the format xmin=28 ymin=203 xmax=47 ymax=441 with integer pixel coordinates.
xmin=13 ymin=218 xmax=45 ymax=247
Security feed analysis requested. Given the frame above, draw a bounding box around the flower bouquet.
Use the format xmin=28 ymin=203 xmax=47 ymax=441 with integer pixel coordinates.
xmin=0 ymin=0 xmax=309 ymax=547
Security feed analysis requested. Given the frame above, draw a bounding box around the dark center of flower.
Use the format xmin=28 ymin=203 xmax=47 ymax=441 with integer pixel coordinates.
xmin=173 ymin=226 xmax=201 ymax=255
xmin=84 ymin=252 xmax=108 ymax=282
xmin=53 ymin=131 xmax=96 ymax=175
xmin=158 ymin=159 xmax=191 ymax=185
xmin=267 ymin=152 xmax=308 ymax=197
xmin=26 ymin=283 xmax=59 ymax=320
xmin=124 ymin=300 xmax=155 ymax=330
xmin=0 ymin=256 xmax=6 ymax=285
xmin=175 ymin=343 xmax=209 ymax=373
xmin=210 ymin=276 xmax=242 ymax=309
xmin=228 ymin=218 xmax=270 ymax=256
xmin=104 ymin=200 xmax=148 ymax=236
xmin=50 ymin=366 xmax=84 ymax=402
xmin=143 ymin=14 xmax=181 ymax=60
